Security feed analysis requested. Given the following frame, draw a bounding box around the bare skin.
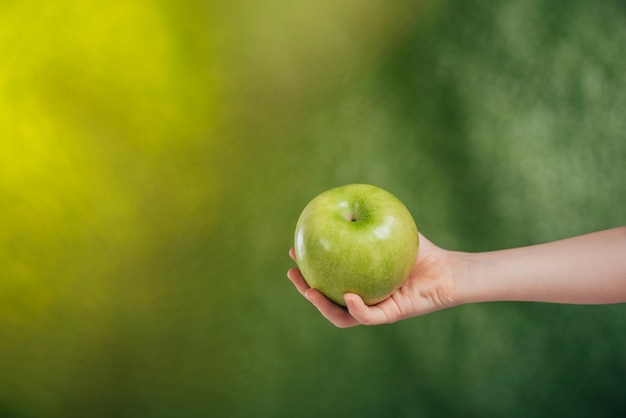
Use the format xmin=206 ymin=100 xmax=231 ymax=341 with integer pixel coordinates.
xmin=287 ymin=227 xmax=626 ymax=328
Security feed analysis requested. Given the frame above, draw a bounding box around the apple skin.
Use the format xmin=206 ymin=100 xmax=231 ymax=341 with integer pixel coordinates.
xmin=294 ymin=184 xmax=419 ymax=306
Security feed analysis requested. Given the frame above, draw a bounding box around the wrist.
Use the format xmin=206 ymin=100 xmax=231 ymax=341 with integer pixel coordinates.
xmin=447 ymin=250 xmax=483 ymax=306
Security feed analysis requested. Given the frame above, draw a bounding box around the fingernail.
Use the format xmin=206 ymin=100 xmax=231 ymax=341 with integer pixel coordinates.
xmin=305 ymin=290 xmax=315 ymax=304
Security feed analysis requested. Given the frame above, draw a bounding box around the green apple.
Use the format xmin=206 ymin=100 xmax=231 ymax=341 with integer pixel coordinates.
xmin=294 ymin=184 xmax=419 ymax=306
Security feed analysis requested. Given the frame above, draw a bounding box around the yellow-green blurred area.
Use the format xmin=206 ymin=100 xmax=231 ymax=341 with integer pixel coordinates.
xmin=1 ymin=0 xmax=625 ymax=417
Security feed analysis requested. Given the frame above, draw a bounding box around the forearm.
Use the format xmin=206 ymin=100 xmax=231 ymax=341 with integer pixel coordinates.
xmin=455 ymin=227 xmax=626 ymax=305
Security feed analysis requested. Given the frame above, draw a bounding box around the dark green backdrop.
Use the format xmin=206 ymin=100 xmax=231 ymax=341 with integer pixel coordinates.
xmin=1 ymin=1 xmax=625 ymax=417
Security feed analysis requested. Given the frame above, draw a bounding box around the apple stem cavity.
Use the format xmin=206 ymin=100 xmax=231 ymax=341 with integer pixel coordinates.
xmin=344 ymin=201 xmax=367 ymax=223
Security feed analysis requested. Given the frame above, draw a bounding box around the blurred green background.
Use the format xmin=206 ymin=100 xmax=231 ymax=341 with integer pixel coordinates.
xmin=1 ymin=0 xmax=625 ymax=417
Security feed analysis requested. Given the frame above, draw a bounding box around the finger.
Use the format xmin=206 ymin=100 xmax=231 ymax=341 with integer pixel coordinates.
xmin=289 ymin=247 xmax=296 ymax=262
xmin=287 ymin=268 xmax=310 ymax=297
xmin=305 ymin=289 xmax=360 ymax=328
xmin=344 ymin=293 xmax=392 ymax=326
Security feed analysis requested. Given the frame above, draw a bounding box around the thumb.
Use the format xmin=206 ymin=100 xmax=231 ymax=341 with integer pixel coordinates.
xmin=344 ymin=293 xmax=389 ymax=326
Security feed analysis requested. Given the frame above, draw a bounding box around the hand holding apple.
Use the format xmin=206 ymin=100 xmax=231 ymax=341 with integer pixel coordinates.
xmin=291 ymin=201 xmax=626 ymax=327
xmin=288 ymin=232 xmax=459 ymax=327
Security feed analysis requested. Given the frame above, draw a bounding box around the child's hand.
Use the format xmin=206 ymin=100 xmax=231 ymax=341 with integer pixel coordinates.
xmin=287 ymin=234 xmax=461 ymax=327
xmin=288 ymin=227 xmax=626 ymax=327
